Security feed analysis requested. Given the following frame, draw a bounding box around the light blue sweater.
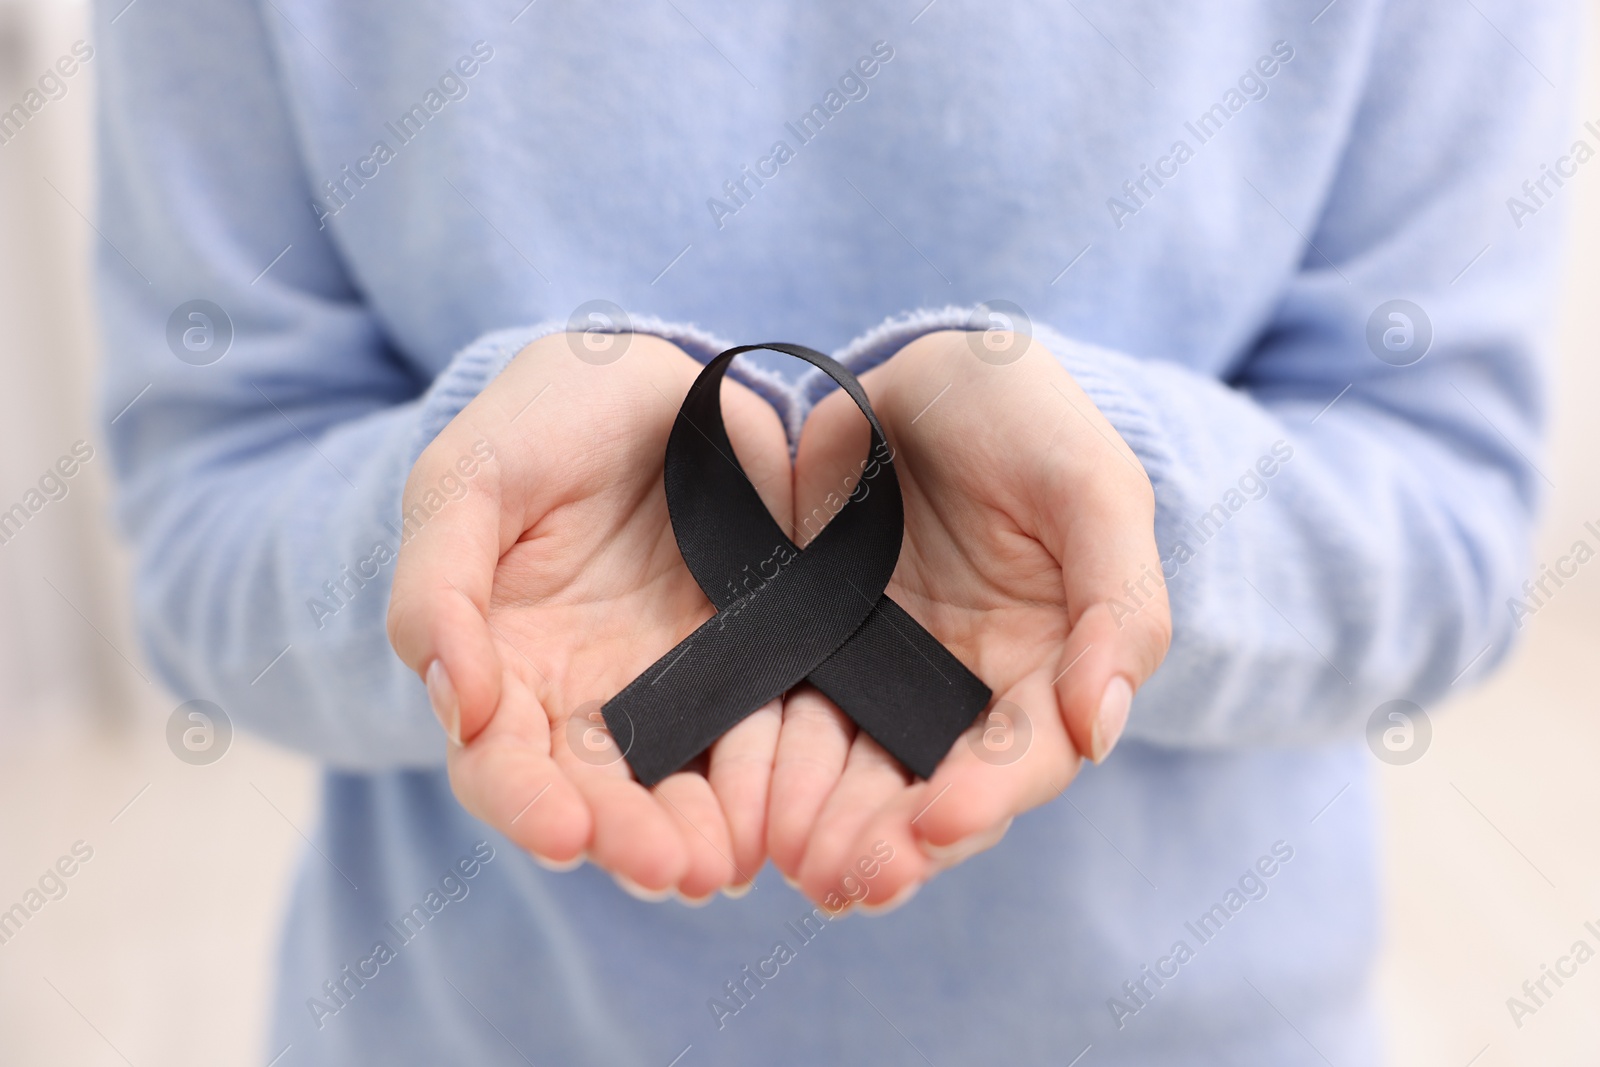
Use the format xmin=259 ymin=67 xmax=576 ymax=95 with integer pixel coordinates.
xmin=95 ymin=1 xmax=1575 ymax=1062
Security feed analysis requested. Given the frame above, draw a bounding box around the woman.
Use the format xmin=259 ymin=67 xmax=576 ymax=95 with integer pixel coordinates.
xmin=98 ymin=1 xmax=1572 ymax=1062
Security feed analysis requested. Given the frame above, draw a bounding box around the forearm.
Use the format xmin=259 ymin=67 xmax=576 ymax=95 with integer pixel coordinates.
xmin=120 ymin=328 xmax=532 ymax=767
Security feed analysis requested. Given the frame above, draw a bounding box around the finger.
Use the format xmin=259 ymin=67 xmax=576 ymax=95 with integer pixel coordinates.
xmin=387 ymin=422 xmax=509 ymax=746
xmin=835 ymin=787 xmax=939 ymax=914
xmin=766 ymin=685 xmax=855 ymax=880
xmin=720 ymin=376 xmax=795 ymax=535
xmin=833 ymin=768 xmax=1025 ymax=918
xmin=1031 ymin=373 xmax=1171 ymax=763
xmin=653 ymin=771 xmax=737 ymax=902
xmin=792 ymin=385 xmax=872 ymax=546
xmin=909 ymin=667 xmax=1081 ymax=854
xmin=551 ymin=708 xmax=689 ymax=895
xmin=795 ymin=730 xmax=909 ymax=906
xmin=877 ymin=334 xmax=1170 ymax=765
xmin=706 ymin=700 xmax=781 ymax=893
xmin=1046 ymin=532 xmax=1170 ymax=764
xmin=388 ymin=332 xmax=704 ymax=747
xmin=446 ymin=665 xmax=591 ymax=867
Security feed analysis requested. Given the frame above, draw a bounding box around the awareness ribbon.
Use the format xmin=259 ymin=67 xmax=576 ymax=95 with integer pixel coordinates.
xmin=603 ymin=343 xmax=991 ymax=787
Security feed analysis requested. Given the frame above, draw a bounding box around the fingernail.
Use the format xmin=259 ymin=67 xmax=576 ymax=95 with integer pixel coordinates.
xmin=779 ymin=871 xmax=802 ymax=891
xmin=612 ymin=873 xmax=672 ymax=903
xmin=1091 ymin=675 xmax=1133 ymax=763
xmin=860 ymin=880 xmax=921 ymax=915
xmin=673 ymin=888 xmax=716 ymax=908
xmin=530 ymin=850 xmax=585 ymax=873
xmin=425 ymin=659 xmax=461 ymax=746
xmin=920 ymin=838 xmax=973 ymax=863
xmin=721 ymin=880 xmax=755 ymax=899
xmin=919 ymin=817 xmax=1013 ymax=866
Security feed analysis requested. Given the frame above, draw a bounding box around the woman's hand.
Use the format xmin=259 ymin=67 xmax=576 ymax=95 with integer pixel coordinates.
xmin=388 ymin=333 xmax=792 ymax=901
xmin=768 ymin=329 xmax=1171 ymax=913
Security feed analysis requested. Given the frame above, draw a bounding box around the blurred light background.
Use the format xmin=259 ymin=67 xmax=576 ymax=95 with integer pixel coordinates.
xmin=0 ymin=0 xmax=1595 ymax=1063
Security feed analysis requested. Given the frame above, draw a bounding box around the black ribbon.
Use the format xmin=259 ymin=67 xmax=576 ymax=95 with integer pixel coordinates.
xmin=602 ymin=343 xmax=991 ymax=787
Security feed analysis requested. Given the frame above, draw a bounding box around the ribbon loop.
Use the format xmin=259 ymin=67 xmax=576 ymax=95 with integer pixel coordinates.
xmin=603 ymin=344 xmax=991 ymax=787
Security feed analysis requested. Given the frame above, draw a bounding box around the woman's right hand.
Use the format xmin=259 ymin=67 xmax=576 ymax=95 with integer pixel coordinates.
xmin=387 ymin=332 xmax=793 ymax=901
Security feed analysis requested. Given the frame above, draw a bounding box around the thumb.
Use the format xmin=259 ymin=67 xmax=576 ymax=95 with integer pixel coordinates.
xmin=1036 ymin=457 xmax=1170 ymax=763
xmin=387 ymin=431 xmax=507 ymax=747
xmin=1051 ymin=594 xmax=1168 ymax=764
